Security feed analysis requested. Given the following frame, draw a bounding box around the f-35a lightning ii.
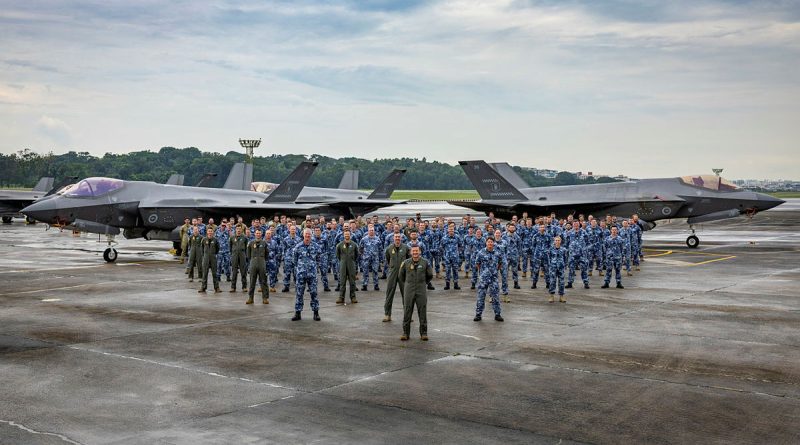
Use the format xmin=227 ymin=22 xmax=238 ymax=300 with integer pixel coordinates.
xmin=0 ymin=177 xmax=78 ymax=223
xmin=451 ymin=160 xmax=784 ymax=248
xmin=22 ymin=162 xmax=322 ymax=262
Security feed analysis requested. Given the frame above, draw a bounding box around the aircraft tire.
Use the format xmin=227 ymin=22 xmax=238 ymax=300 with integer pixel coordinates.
xmin=25 ymin=216 xmax=36 ymax=224
xmin=104 ymin=248 xmax=118 ymax=263
xmin=1 ymin=216 xmax=12 ymax=224
xmin=686 ymin=235 xmax=699 ymax=248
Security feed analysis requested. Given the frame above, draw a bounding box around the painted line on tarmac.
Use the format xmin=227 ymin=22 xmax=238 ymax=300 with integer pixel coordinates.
xmin=0 ymin=419 xmax=83 ymax=445
xmin=642 ymin=249 xmax=672 ymax=258
xmin=3 ymin=277 xmax=177 ymax=296
xmin=687 ymin=255 xmax=737 ymax=266
xmin=0 ymin=260 xmax=174 ymax=274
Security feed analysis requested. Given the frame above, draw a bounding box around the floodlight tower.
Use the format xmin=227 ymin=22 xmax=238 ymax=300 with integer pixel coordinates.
xmin=712 ymin=168 xmax=723 ymax=177
xmin=239 ymin=138 xmax=261 ymax=164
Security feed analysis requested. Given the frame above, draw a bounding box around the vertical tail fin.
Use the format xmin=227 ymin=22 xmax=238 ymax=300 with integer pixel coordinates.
xmin=263 ymin=161 xmax=318 ymax=203
xmin=458 ymin=161 xmax=527 ymax=200
xmin=222 ymin=162 xmax=253 ymax=191
xmin=32 ymin=177 xmax=54 ymax=192
xmin=489 ymin=162 xmax=529 ymax=189
xmin=368 ymin=169 xmax=406 ymax=199
xmin=165 ymin=174 xmax=185 ymax=186
xmin=338 ymin=170 xmax=359 ymax=190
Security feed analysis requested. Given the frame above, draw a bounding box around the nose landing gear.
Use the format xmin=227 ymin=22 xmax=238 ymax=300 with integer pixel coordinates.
xmin=686 ymin=226 xmax=699 ymax=248
xmin=102 ymin=234 xmax=118 ymax=263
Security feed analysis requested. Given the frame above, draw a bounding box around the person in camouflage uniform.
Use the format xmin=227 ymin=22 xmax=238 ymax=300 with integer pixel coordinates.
xmin=359 ymin=224 xmax=382 ymax=291
xmin=474 ymin=237 xmax=504 ymax=322
xmin=602 ymin=226 xmax=625 ymax=289
xmin=215 ymin=222 xmax=231 ymax=282
xmin=564 ymin=222 xmax=590 ymax=289
xmin=313 ymin=226 xmax=331 ymax=292
xmin=503 ymin=223 xmax=521 ymax=290
xmin=548 ymin=236 xmax=567 ymax=303
xmin=291 ymin=228 xmax=321 ymax=321
xmin=442 ymin=224 xmax=462 ymax=290
xmin=281 ymin=225 xmax=301 ymax=292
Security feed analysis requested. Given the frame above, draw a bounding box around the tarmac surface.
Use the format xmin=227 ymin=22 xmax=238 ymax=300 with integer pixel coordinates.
xmin=1 ymin=203 xmax=799 ymax=444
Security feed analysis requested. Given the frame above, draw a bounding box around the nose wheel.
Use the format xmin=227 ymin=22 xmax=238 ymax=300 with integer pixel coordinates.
xmin=686 ymin=226 xmax=699 ymax=248
xmin=103 ymin=248 xmax=118 ymax=262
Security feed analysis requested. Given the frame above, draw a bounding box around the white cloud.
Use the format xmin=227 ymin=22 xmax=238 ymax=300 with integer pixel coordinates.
xmin=35 ymin=115 xmax=72 ymax=145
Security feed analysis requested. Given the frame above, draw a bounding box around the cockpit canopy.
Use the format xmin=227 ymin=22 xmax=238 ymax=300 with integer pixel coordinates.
xmin=679 ymin=175 xmax=739 ymax=192
xmin=66 ymin=177 xmax=124 ymax=197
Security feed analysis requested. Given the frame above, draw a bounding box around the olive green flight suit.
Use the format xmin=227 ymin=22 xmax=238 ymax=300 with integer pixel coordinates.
xmin=200 ymin=236 xmax=220 ymax=291
xmin=384 ymin=243 xmax=409 ymax=316
xmin=179 ymin=223 xmax=190 ymax=262
xmin=187 ymin=234 xmax=204 ymax=279
xmin=399 ymin=257 xmax=433 ymax=337
xmin=336 ymin=240 xmax=359 ymax=301
xmin=247 ymin=239 xmax=269 ymax=302
xmin=230 ymin=234 xmax=249 ymax=290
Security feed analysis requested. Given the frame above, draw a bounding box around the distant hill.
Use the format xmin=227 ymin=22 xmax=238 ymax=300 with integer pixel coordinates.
xmin=0 ymin=147 xmax=617 ymax=189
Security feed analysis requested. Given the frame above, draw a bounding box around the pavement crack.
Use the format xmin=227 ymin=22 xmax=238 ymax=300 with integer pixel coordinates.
xmin=0 ymin=419 xmax=85 ymax=445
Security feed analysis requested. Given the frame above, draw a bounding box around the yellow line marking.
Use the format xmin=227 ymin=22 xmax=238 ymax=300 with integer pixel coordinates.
xmin=642 ymin=249 xmax=672 ymax=257
xmin=686 ymin=255 xmax=737 ymax=266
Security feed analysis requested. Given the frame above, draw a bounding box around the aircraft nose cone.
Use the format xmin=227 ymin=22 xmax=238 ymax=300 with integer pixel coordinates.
xmin=21 ymin=199 xmax=59 ymax=224
xmin=756 ymin=193 xmax=785 ymax=211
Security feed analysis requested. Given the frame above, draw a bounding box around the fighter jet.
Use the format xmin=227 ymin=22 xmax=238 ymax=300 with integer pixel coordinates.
xmin=0 ymin=177 xmax=76 ymax=223
xmin=252 ymin=168 xmax=408 ymax=219
xmin=22 ymin=162 xmax=322 ymax=262
xmin=451 ymin=160 xmax=784 ymax=248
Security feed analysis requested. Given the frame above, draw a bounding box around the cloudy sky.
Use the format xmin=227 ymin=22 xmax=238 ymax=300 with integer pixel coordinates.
xmin=1 ymin=0 xmax=798 ymax=179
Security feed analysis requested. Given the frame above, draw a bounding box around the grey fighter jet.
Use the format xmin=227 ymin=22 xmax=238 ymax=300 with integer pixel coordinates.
xmin=22 ymin=162 xmax=322 ymax=262
xmin=451 ymin=160 xmax=784 ymax=248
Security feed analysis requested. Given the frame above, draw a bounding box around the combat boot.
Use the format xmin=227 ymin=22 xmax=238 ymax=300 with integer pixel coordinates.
xmin=443 ymin=282 xmax=450 ymax=290
xmin=361 ymin=285 xmax=368 ymax=291
xmin=336 ymin=297 xmax=344 ymax=304
xmin=400 ymin=334 xmax=409 ymax=341
xmin=548 ymin=295 xmax=555 ymax=303
xmin=382 ymin=315 xmax=391 ymax=322
xmin=246 ymin=297 xmax=254 ymax=304
xmin=616 ymin=283 xmax=624 ymax=289
xmin=453 ymin=283 xmax=461 ymax=290
xmin=531 ymin=283 xmax=537 ymax=289
xmin=214 ymin=288 xmax=221 ymax=293
xmin=262 ymin=297 xmax=269 ymax=304
xmin=374 ymin=285 xmax=380 ymax=291
xmin=198 ymin=288 xmax=207 ymax=293
xmin=269 ymin=287 xmax=276 ymax=293
xmin=420 ymin=335 xmax=429 ymax=341
xmin=635 ymin=266 xmax=640 ymax=271
xmin=473 ymin=314 xmax=482 ymax=321
xmin=470 ymin=284 xmax=476 ymax=290
xmin=626 ymin=271 xmax=633 ymax=276
xmin=291 ymin=311 xmax=301 ymax=321
xmin=350 ymin=297 xmax=358 ymax=304
xmin=435 ymin=272 xmax=441 ymax=279
xmin=584 ymin=283 xmax=590 ymax=289
xmin=230 ymin=286 xmax=236 ymax=293
xmin=513 ymin=282 xmax=520 ymax=289
xmin=495 ymin=314 xmax=504 ymax=322
xmin=522 ymin=272 xmax=527 ymax=278
xmin=559 ymin=296 xmax=566 ymax=303
xmin=588 ymin=271 xmax=593 ymax=276
xmin=565 ymin=283 xmax=573 ymax=289
xmin=427 ymin=282 xmax=435 ymax=290
xmin=599 ymin=270 xmax=605 ymax=276
xmin=601 ymin=283 xmax=609 ymax=288
xmin=313 ymin=311 xmax=321 ymax=321
xmin=281 ymin=286 xmax=290 ymax=292
xmin=324 ymin=286 xmax=331 ymax=292
xmin=334 ymin=285 xmax=340 ymax=292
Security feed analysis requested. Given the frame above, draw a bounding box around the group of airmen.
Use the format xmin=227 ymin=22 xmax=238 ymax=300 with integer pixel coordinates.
xmin=177 ymin=210 xmax=646 ymax=340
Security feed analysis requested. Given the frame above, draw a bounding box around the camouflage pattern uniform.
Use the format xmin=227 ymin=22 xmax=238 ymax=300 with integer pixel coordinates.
xmin=475 ymin=247 xmax=502 ymax=317
xmin=548 ymin=245 xmax=567 ymax=297
xmin=292 ymin=241 xmax=320 ymax=313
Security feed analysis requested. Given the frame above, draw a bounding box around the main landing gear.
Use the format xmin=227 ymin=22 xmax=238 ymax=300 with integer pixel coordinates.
xmin=103 ymin=234 xmax=118 ymax=263
xmin=686 ymin=226 xmax=699 ymax=248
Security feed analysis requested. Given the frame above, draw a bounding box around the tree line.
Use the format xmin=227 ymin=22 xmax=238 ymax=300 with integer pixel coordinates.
xmin=0 ymin=147 xmax=618 ymax=189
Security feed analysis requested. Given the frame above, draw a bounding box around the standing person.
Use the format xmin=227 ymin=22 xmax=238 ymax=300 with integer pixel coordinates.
xmin=620 ymin=220 xmax=633 ymax=276
xmin=530 ymin=223 xmax=551 ymax=289
xmin=548 ymin=236 xmax=567 ymax=303
xmin=313 ymin=226 xmax=331 ymax=292
xmin=215 ymin=221 xmax=231 ymax=282
xmin=503 ymin=223 xmax=521 ymax=290
xmin=442 ymin=224 xmax=462 ymax=290
xmin=469 ymin=228 xmax=486 ymax=290
xmin=383 ymin=233 xmax=409 ymax=322
xmin=291 ymin=228 xmax=321 ymax=321
xmin=265 ymin=229 xmax=280 ymax=292
xmin=398 ymin=245 xmax=433 ymax=341
xmin=632 ymin=214 xmax=644 ymax=262
xmin=179 ymin=217 xmax=191 ymax=264
xmin=602 ymin=226 xmax=625 ymax=289
xmin=186 ymin=218 xmax=199 ymax=273
xmin=492 ymin=230 xmax=509 ymax=300
xmin=229 ymin=225 xmax=249 ymax=292
xmin=187 ymin=226 xmax=203 ymax=281
xmin=336 ymin=230 xmax=359 ymax=304
xmin=281 ymin=225 xmax=301 ymax=292
xmin=565 ymin=222 xmax=590 ymax=289
xmin=359 ymin=224 xmax=382 ymax=291
xmin=246 ymin=229 xmax=269 ymax=304
xmin=474 ymin=237 xmax=504 ymax=322
xmin=629 ymin=216 xmax=642 ymax=271
xmin=199 ymin=228 xmax=221 ymax=294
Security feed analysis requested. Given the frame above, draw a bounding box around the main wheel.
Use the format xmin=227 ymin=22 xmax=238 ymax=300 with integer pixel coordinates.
xmin=1 ymin=216 xmax=12 ymax=224
xmin=686 ymin=235 xmax=699 ymax=248
xmin=103 ymin=248 xmax=118 ymax=263
xmin=25 ymin=216 xmax=36 ymax=224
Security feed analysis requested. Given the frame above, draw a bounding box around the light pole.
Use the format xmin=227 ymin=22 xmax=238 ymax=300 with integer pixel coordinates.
xmin=239 ymin=138 xmax=261 ymax=164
